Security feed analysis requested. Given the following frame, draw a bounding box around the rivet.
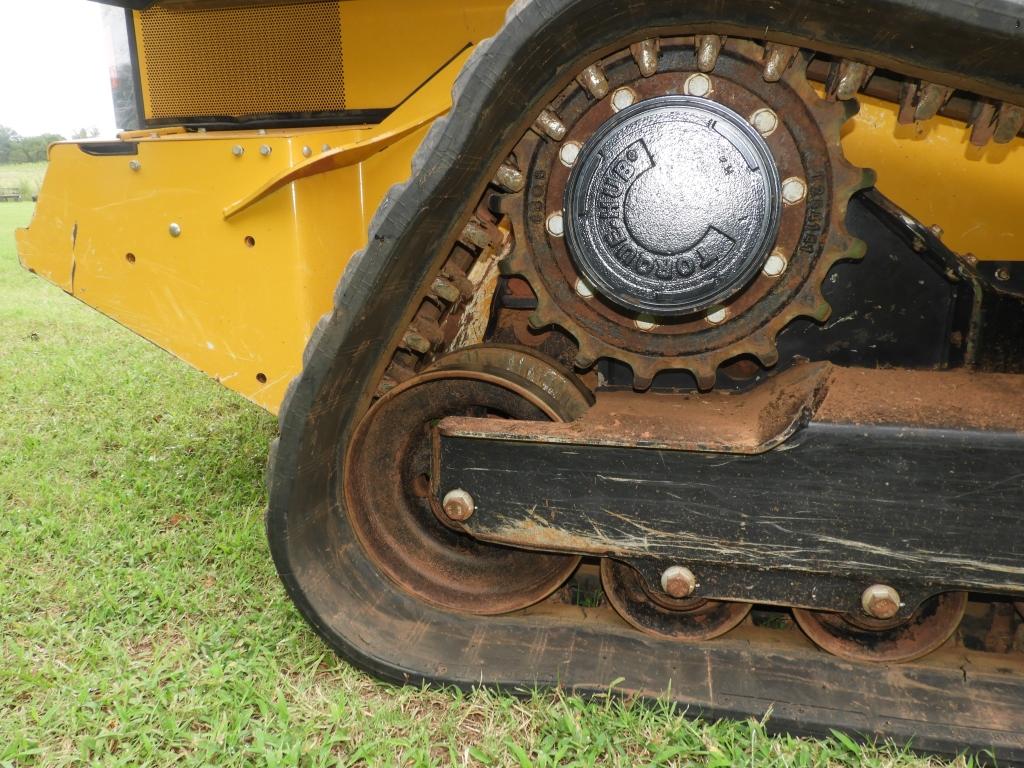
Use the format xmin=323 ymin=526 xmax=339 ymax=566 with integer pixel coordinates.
xmin=546 ymin=212 xmax=564 ymax=237
xmin=559 ymin=141 xmax=582 ymax=168
xmin=750 ymin=107 xmax=779 ymax=137
xmin=128 ymin=160 xmax=141 ymax=171
xmin=575 ymin=278 xmax=594 ymax=299
xmin=661 ymin=566 xmax=697 ymax=598
xmin=782 ymin=177 xmax=807 ymax=205
xmin=706 ymin=307 xmax=728 ymax=325
xmin=259 ymin=144 xmax=272 ymax=157
xmin=168 ymin=223 xmax=182 ymax=238
xmin=231 ymin=145 xmax=244 ymax=157
xmin=684 ymin=73 xmax=712 ymax=98
xmin=611 ymin=87 xmax=637 ymax=112
xmin=763 ymin=250 xmax=788 ymax=277
xmin=442 ymin=489 xmax=475 ymax=521
xmin=301 ymin=145 xmax=312 ymax=158
xmin=322 ymin=144 xmax=331 ymax=152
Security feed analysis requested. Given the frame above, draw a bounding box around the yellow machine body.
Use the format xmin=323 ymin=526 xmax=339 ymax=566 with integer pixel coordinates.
xmin=16 ymin=2 xmax=1024 ymax=414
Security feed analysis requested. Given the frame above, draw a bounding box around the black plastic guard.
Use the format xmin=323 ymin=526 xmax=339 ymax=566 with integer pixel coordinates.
xmin=267 ymin=0 xmax=1024 ymax=760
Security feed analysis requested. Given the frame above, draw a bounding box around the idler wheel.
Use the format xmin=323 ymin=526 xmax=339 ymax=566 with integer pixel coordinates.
xmin=793 ymin=592 xmax=968 ymax=663
xmin=344 ymin=346 xmax=589 ymax=614
xmin=601 ymin=559 xmax=751 ymax=641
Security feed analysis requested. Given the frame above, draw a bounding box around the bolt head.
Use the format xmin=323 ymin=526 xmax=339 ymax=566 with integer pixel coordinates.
xmin=705 ymin=306 xmax=728 ymax=325
xmin=259 ymin=144 xmax=272 ymax=157
xmin=546 ymin=212 xmax=564 ymax=238
xmin=128 ymin=160 xmax=141 ymax=171
xmin=781 ymin=177 xmax=807 ymax=205
xmin=861 ymin=584 xmax=901 ymax=619
xmin=684 ymin=73 xmax=712 ymax=97
xmin=442 ymin=489 xmax=475 ymax=521
xmin=750 ymin=108 xmax=778 ymax=137
xmin=763 ymin=250 xmax=788 ymax=277
xmin=574 ymin=278 xmax=594 ymax=299
xmin=559 ymin=141 xmax=582 ymax=168
xmin=661 ymin=565 xmax=696 ymax=598
xmin=168 ymin=222 xmax=182 ymax=238
xmin=611 ymin=87 xmax=637 ymax=112
xmin=231 ymin=145 xmax=244 ymax=157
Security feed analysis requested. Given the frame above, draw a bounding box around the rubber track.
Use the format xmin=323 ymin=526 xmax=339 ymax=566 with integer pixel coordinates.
xmin=267 ymin=0 xmax=1024 ymax=760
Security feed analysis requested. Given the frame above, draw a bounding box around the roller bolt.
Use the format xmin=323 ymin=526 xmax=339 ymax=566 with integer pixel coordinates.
xmin=661 ymin=566 xmax=697 ymax=598
xmin=862 ymin=584 xmax=901 ymax=619
xmin=442 ymin=489 xmax=475 ymax=522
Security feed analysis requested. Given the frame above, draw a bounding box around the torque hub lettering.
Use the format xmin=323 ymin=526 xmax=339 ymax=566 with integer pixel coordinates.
xmin=564 ymin=96 xmax=782 ymax=315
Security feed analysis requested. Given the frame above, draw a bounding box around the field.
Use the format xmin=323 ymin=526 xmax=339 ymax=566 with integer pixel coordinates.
xmin=0 ymin=199 xmax=966 ymax=766
xmin=0 ymin=163 xmax=48 ymax=200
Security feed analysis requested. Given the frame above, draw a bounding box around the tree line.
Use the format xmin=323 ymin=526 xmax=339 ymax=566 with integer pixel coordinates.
xmin=0 ymin=125 xmax=99 ymax=164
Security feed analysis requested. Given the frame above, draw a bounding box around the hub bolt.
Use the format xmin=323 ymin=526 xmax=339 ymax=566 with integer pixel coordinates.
xmin=750 ymin=108 xmax=779 ymax=137
xmin=684 ymin=73 xmax=712 ymax=98
xmin=782 ymin=176 xmax=808 ymax=205
xmin=705 ymin=307 xmax=728 ymax=325
xmin=559 ymin=141 xmax=582 ymax=168
xmin=861 ymin=584 xmax=901 ymax=619
xmin=763 ymin=250 xmax=788 ymax=277
xmin=546 ymin=212 xmax=564 ymax=237
xmin=442 ymin=489 xmax=475 ymax=521
xmin=611 ymin=87 xmax=637 ymax=112
xmin=661 ymin=566 xmax=697 ymax=598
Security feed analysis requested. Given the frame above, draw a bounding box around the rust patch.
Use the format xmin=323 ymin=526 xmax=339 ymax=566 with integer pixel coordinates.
xmin=817 ymin=367 xmax=1024 ymax=432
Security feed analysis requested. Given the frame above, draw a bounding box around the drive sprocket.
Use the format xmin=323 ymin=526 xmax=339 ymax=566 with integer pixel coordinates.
xmin=503 ymin=37 xmax=875 ymax=389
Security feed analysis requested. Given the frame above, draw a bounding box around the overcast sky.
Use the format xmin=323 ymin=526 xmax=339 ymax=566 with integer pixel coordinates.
xmin=2 ymin=0 xmax=119 ymax=138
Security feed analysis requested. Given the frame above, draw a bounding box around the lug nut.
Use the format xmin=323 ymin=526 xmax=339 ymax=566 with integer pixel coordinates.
xmin=861 ymin=584 xmax=901 ymax=619
xmin=442 ymin=489 xmax=475 ymax=521
xmin=661 ymin=566 xmax=697 ymax=598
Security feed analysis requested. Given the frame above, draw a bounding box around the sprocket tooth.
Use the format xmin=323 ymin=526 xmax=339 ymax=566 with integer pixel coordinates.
xmin=689 ymin=363 xmax=718 ymax=392
xmin=747 ymin=335 xmax=781 ymax=368
xmin=631 ymin=371 xmax=655 ymax=392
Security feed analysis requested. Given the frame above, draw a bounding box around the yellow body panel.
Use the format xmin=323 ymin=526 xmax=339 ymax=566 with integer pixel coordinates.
xmin=17 ymin=49 xmax=472 ymax=413
xmin=844 ymin=95 xmax=1024 ymax=262
xmin=132 ymin=0 xmax=508 ymax=120
xmin=16 ymin=6 xmax=1024 ymax=415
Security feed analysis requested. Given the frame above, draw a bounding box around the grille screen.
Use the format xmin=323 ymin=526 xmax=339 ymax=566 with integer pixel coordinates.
xmin=137 ymin=1 xmax=345 ymax=121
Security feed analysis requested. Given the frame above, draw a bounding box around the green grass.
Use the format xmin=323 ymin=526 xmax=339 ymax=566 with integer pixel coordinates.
xmin=0 ymin=163 xmax=48 ymax=200
xmin=0 ymin=200 xmax=969 ymax=767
